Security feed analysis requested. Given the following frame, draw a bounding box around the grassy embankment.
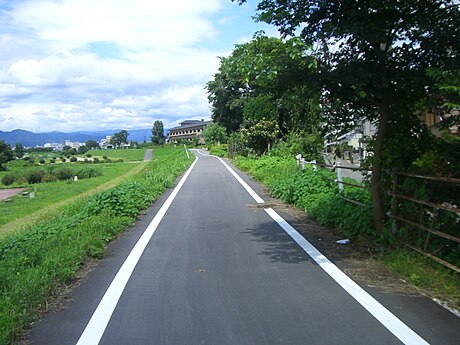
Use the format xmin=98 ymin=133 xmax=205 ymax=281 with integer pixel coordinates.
xmin=83 ymin=148 xmax=146 ymax=161
xmin=0 ymin=149 xmax=148 ymax=237
xmin=0 ymin=146 xmax=192 ymax=343
xmin=232 ymin=155 xmax=460 ymax=305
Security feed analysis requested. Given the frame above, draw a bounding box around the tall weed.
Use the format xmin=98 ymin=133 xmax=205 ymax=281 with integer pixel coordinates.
xmin=233 ymin=155 xmax=374 ymax=238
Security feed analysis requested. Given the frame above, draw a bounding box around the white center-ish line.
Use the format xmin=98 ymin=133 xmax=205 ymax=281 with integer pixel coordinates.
xmin=205 ymin=152 xmax=429 ymax=345
xmin=76 ymin=157 xmax=199 ymax=345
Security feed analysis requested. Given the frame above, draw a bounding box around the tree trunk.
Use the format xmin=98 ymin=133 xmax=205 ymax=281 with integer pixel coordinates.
xmin=371 ymin=70 xmax=390 ymax=233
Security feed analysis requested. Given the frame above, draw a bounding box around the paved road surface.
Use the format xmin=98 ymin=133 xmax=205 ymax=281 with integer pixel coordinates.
xmin=29 ymin=150 xmax=459 ymax=344
xmin=143 ymin=149 xmax=153 ymax=162
xmin=0 ymin=188 xmax=26 ymax=201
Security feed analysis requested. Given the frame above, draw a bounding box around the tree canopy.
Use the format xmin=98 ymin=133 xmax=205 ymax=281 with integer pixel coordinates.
xmin=111 ymin=130 xmax=129 ymax=147
xmin=151 ymin=120 xmax=166 ymax=145
xmin=207 ymin=34 xmax=320 ymax=135
xmin=203 ymin=122 xmax=227 ymax=145
xmin=85 ymin=140 xmax=99 ymax=150
xmin=0 ymin=140 xmax=14 ymax=169
xmin=233 ymin=0 xmax=459 ymax=232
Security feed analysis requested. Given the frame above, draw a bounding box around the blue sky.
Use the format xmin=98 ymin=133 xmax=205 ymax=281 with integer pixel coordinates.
xmin=0 ymin=0 xmax=276 ymax=132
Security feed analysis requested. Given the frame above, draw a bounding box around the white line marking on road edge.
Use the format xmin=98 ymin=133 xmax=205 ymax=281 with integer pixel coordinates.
xmin=191 ymin=149 xmax=264 ymax=204
xmin=264 ymin=207 xmax=429 ymax=345
xmin=191 ymin=148 xmax=428 ymax=344
xmin=76 ymin=157 xmax=199 ymax=345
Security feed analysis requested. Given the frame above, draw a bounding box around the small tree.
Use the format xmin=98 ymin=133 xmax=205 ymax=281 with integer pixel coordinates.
xmin=0 ymin=140 xmax=14 ymax=170
xmin=240 ymin=118 xmax=279 ymax=155
xmin=86 ymin=140 xmax=100 ymax=150
xmin=14 ymin=143 xmax=25 ymax=158
xmin=203 ymin=123 xmax=227 ymax=145
xmin=151 ymin=120 xmax=166 ymax=145
xmin=78 ymin=145 xmax=88 ymax=154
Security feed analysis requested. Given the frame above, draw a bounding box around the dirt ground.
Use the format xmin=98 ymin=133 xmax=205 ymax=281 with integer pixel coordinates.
xmin=0 ymin=188 xmax=26 ymax=201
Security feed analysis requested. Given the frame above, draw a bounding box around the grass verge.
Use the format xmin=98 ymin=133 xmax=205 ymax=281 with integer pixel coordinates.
xmin=0 ymin=146 xmax=192 ymax=343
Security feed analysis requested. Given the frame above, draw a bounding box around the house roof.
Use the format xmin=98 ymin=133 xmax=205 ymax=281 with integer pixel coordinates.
xmin=168 ymin=120 xmax=211 ymax=132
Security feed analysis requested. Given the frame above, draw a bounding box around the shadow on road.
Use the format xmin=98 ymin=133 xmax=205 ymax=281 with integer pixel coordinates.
xmin=241 ymin=220 xmax=318 ymax=266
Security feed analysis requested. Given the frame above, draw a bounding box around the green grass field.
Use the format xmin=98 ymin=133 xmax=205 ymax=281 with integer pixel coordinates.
xmin=86 ymin=149 xmax=146 ymax=161
xmin=0 ymin=149 xmax=150 ymax=237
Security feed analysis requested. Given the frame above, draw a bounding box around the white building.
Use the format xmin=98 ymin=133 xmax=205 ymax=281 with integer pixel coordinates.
xmin=100 ymin=136 xmax=114 ymax=149
xmin=64 ymin=140 xmax=83 ymax=149
xmin=44 ymin=143 xmax=64 ymax=151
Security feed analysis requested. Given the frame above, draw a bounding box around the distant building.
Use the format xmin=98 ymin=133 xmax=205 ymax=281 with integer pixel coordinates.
xmin=100 ymin=136 xmax=114 ymax=149
xmin=326 ymin=119 xmax=377 ymax=164
xmin=44 ymin=143 xmax=64 ymax=151
xmin=421 ymin=108 xmax=459 ymax=136
xmin=167 ymin=119 xmax=210 ymax=143
xmin=64 ymin=140 xmax=83 ymax=149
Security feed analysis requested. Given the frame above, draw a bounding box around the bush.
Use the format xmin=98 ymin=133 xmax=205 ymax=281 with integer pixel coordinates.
xmin=16 ymin=177 xmax=28 ymax=185
xmin=53 ymin=168 xmax=74 ymax=180
xmin=24 ymin=169 xmax=45 ymax=184
xmin=61 ymin=157 xmax=66 ymax=162
xmin=39 ymin=158 xmax=46 ymax=164
xmin=50 ymin=158 xmax=56 ymax=164
xmin=86 ymin=153 xmax=92 ymax=158
xmin=234 ymin=155 xmax=376 ymax=240
xmin=75 ymin=167 xmax=103 ymax=179
xmin=1 ymin=173 xmax=16 ymax=186
xmin=41 ymin=173 xmax=58 ymax=183
xmin=209 ymin=145 xmax=228 ymax=157
xmin=70 ymin=156 xmax=77 ymax=162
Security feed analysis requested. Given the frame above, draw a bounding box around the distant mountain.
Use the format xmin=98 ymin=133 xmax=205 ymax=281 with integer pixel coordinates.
xmin=0 ymin=128 xmax=155 ymax=147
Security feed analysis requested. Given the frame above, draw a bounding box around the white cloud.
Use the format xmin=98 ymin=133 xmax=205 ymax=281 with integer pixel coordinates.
xmin=0 ymin=0 xmax=272 ymax=132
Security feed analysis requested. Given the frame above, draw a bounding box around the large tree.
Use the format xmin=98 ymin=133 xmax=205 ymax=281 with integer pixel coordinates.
xmin=207 ymin=34 xmax=320 ymax=134
xmin=111 ymin=130 xmax=129 ymax=147
xmin=151 ymin=120 xmax=166 ymax=145
xmin=235 ymin=0 xmax=459 ymax=232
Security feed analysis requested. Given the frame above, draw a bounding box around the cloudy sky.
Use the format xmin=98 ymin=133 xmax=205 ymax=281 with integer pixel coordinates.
xmin=0 ymin=0 xmax=275 ymax=132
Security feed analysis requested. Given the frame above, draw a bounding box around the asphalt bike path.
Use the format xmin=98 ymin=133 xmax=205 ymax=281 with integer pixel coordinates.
xmin=29 ymin=149 xmax=459 ymax=344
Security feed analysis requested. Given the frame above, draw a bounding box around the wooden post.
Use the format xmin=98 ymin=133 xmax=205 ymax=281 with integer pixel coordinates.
xmin=391 ymin=172 xmax=398 ymax=234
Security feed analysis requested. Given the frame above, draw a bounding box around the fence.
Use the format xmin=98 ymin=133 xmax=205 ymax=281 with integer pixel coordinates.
xmin=391 ymin=172 xmax=460 ymax=273
xmin=296 ymin=154 xmax=460 ymax=273
xmin=296 ymin=155 xmax=370 ymax=207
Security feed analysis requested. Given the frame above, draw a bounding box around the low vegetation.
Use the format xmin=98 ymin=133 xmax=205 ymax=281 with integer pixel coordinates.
xmin=0 ymin=147 xmax=192 ymax=343
xmin=232 ymin=154 xmax=460 ymax=304
xmin=2 ymin=166 xmax=103 ymax=186
xmin=0 ymin=163 xmax=137 ymax=231
xmin=87 ymin=148 xmax=145 ymax=161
